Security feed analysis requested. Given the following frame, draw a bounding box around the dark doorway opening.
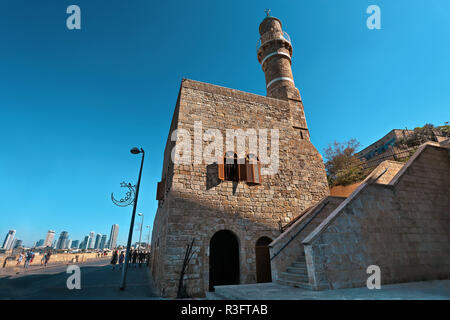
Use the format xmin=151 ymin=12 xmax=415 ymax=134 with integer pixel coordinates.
xmin=209 ymin=230 xmax=239 ymax=291
xmin=255 ymin=236 xmax=272 ymax=283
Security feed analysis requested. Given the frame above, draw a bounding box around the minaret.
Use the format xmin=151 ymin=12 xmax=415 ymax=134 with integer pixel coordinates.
xmin=257 ymin=11 xmax=309 ymax=139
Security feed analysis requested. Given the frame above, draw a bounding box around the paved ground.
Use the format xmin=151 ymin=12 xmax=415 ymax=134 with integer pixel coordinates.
xmin=209 ymin=280 xmax=450 ymax=300
xmin=0 ymin=258 xmax=161 ymax=300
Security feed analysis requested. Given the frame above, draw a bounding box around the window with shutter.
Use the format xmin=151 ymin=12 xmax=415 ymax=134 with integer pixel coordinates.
xmin=225 ymin=152 xmax=238 ymax=181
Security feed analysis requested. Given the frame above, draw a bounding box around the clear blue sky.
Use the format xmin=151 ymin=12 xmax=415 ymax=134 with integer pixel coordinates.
xmin=0 ymin=1 xmax=448 ymax=247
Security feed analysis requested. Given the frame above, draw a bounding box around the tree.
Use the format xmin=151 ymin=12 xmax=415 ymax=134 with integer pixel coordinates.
xmin=323 ymin=139 xmax=366 ymax=187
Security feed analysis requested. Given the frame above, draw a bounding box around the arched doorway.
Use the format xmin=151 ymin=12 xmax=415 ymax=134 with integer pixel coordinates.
xmin=209 ymin=230 xmax=240 ymax=291
xmin=255 ymin=236 xmax=272 ymax=283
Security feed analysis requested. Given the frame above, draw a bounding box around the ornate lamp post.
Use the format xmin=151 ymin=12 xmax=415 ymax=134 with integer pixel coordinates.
xmin=111 ymin=147 xmax=145 ymax=291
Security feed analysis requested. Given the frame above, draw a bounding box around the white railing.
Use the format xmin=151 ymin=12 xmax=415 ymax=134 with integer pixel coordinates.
xmin=256 ymin=31 xmax=291 ymax=53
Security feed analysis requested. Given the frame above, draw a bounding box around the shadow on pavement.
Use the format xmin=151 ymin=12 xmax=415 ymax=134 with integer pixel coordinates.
xmin=0 ymin=263 xmax=162 ymax=300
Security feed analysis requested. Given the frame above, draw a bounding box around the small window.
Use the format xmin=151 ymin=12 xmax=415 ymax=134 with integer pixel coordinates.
xmin=218 ymin=152 xmax=261 ymax=184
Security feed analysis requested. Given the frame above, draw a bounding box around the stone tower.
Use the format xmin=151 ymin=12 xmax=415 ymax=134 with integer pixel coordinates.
xmin=149 ymin=13 xmax=330 ymax=298
xmin=257 ymin=13 xmax=309 ymax=140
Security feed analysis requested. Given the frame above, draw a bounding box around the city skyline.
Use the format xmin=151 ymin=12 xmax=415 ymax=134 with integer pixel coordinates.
xmin=0 ymin=224 xmax=123 ymax=249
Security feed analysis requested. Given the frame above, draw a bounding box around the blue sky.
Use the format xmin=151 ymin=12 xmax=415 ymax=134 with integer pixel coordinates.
xmin=0 ymin=1 xmax=449 ymax=247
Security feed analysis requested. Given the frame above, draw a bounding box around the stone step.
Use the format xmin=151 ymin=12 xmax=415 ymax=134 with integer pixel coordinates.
xmin=292 ymin=262 xmax=307 ymax=268
xmin=280 ymin=272 xmax=309 ymax=283
xmin=286 ymin=266 xmax=308 ymax=275
xmin=295 ymin=256 xmax=306 ymax=263
xmin=276 ymin=279 xmax=313 ymax=290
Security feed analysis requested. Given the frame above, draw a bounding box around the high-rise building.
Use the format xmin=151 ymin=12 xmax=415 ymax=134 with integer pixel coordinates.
xmin=108 ymin=224 xmax=119 ymax=249
xmin=44 ymin=230 xmax=55 ymax=247
xmin=80 ymin=236 xmax=89 ymax=249
xmin=87 ymin=231 xmax=95 ymax=249
xmin=71 ymin=240 xmax=80 ymax=249
xmin=56 ymin=231 xmax=69 ymax=249
xmin=2 ymin=230 xmax=16 ymax=250
xmin=66 ymin=239 xmax=72 ymax=249
xmin=99 ymin=234 xmax=107 ymax=249
xmin=94 ymin=234 xmax=102 ymax=249
xmin=36 ymin=239 xmax=45 ymax=247
xmin=13 ymin=239 xmax=23 ymax=249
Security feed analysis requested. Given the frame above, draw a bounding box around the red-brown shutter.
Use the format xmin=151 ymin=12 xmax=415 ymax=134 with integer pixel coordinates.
xmin=246 ymin=158 xmax=255 ymax=183
xmin=156 ymin=179 xmax=166 ymax=200
xmin=218 ymin=157 xmax=225 ymax=181
xmin=238 ymin=158 xmax=246 ymax=181
xmin=256 ymin=161 xmax=262 ymax=183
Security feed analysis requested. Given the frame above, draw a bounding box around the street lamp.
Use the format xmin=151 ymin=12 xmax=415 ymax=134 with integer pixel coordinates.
xmin=120 ymin=147 xmax=145 ymax=291
xmin=137 ymin=213 xmax=144 ymax=251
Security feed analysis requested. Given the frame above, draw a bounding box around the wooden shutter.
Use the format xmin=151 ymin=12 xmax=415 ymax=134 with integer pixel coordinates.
xmin=238 ymin=159 xmax=246 ymax=181
xmin=218 ymin=157 xmax=225 ymax=180
xmin=156 ymin=178 xmax=166 ymax=200
xmin=256 ymin=161 xmax=262 ymax=183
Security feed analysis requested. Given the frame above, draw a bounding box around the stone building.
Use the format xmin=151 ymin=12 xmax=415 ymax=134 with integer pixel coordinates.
xmin=150 ymin=14 xmax=329 ymax=297
xmin=356 ymin=129 xmax=414 ymax=163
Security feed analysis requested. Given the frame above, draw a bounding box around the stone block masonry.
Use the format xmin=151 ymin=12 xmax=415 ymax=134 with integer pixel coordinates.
xmin=150 ymin=78 xmax=329 ymax=297
xmin=302 ymin=143 xmax=450 ymax=290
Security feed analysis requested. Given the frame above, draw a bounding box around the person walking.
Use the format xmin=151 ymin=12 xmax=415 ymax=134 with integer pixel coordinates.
xmin=128 ymin=249 xmax=133 ymax=264
xmin=44 ymin=252 xmax=52 ymax=267
xmin=40 ymin=253 xmax=46 ymax=265
xmin=138 ymin=251 xmax=144 ymax=268
xmin=110 ymin=250 xmax=118 ymax=270
xmin=24 ymin=251 xmax=32 ymax=269
xmin=132 ymin=250 xmax=138 ymax=268
xmin=16 ymin=252 xmax=24 ymax=265
xmin=118 ymin=251 xmax=125 ymax=270
xmin=146 ymin=251 xmax=151 ymax=267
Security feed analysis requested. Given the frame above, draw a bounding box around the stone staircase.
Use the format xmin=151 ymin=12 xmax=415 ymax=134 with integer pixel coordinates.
xmin=276 ymin=252 xmax=312 ymax=289
xmin=270 ymin=196 xmax=347 ymax=290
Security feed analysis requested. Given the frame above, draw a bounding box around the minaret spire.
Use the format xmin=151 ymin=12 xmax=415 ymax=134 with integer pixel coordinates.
xmin=257 ymin=13 xmax=310 ymax=139
xmin=257 ymin=13 xmax=298 ymax=100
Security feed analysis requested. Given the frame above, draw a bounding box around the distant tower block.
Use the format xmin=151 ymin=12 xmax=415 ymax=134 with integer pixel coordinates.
xmin=257 ymin=12 xmax=309 ymax=135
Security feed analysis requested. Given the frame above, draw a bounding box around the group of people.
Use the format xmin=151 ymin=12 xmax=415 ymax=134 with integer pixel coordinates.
xmin=110 ymin=249 xmax=150 ymax=270
xmin=97 ymin=251 xmax=108 ymax=258
xmin=16 ymin=250 xmax=52 ymax=268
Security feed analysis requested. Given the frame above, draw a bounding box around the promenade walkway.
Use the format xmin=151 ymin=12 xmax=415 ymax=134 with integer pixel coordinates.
xmin=0 ymin=258 xmax=160 ymax=300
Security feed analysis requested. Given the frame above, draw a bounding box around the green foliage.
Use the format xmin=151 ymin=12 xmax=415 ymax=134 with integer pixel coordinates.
xmin=324 ymin=139 xmax=366 ymax=187
xmin=396 ymin=123 xmax=449 ymax=149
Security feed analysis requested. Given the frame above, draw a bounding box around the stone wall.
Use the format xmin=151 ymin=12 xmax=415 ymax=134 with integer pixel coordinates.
xmin=150 ymin=79 xmax=329 ymax=297
xmin=302 ymin=143 xmax=450 ymax=290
